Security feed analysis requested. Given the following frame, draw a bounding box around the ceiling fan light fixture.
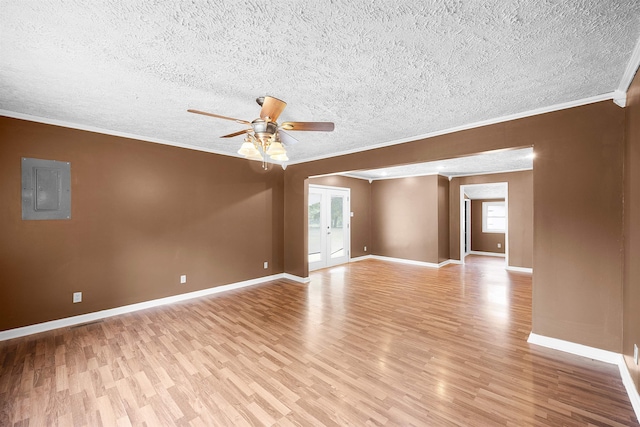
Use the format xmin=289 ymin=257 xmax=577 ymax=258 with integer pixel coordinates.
xmin=270 ymin=152 xmax=289 ymax=162
xmin=188 ymin=96 xmax=335 ymax=164
xmin=266 ymin=141 xmax=286 ymax=156
xmin=237 ymin=141 xmax=257 ymax=156
xmin=246 ymin=150 xmax=264 ymax=161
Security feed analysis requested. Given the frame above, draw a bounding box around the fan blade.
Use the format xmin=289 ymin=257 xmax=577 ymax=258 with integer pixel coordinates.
xmin=188 ymin=109 xmax=250 ymax=125
xmin=278 ymin=130 xmax=299 ymax=146
xmin=220 ymin=129 xmax=251 ymax=138
xmin=280 ymin=121 xmax=335 ymax=132
xmin=260 ymin=96 xmax=287 ymax=121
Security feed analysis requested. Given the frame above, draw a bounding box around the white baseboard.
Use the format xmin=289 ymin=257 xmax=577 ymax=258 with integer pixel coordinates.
xmin=528 ymin=332 xmax=640 ymax=422
xmin=0 ymin=273 xmax=289 ymax=341
xmin=369 ymin=255 xmax=450 ymax=268
xmin=448 ymin=259 xmax=463 ymax=265
xmin=506 ymin=266 xmax=533 ymax=273
xmin=469 ymin=250 xmax=506 ymax=258
xmin=350 ymin=255 xmax=372 ymax=262
xmin=619 ymin=354 xmax=640 ymax=421
xmin=527 ymin=332 xmax=620 ymax=364
xmin=283 ymin=273 xmax=310 ymax=283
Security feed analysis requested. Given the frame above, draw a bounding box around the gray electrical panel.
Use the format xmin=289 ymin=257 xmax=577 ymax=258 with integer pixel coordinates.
xmin=22 ymin=157 xmax=71 ymax=220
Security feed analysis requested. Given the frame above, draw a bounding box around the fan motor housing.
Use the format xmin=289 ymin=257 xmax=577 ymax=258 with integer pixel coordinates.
xmin=252 ymin=119 xmax=278 ymax=143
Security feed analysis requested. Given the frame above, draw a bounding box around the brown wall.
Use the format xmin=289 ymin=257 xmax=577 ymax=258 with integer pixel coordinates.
xmin=624 ymin=71 xmax=640 ymax=391
xmin=0 ymin=97 xmax=630 ymax=357
xmin=307 ymin=175 xmax=371 ymax=258
xmin=371 ymin=175 xmax=440 ymax=263
xmin=438 ymin=175 xmax=450 ymax=263
xmin=285 ymin=101 xmax=624 ymax=352
xmin=471 ymin=199 xmax=506 ymax=254
xmin=532 ymin=107 xmax=624 ymax=352
xmin=450 ymin=171 xmax=532 ymax=267
xmin=0 ymin=117 xmax=284 ymax=331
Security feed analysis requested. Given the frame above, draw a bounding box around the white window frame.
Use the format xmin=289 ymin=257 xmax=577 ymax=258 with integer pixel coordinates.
xmin=482 ymin=201 xmax=506 ymax=233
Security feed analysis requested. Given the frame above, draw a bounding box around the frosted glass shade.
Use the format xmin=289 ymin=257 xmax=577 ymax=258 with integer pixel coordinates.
xmin=266 ymin=141 xmax=286 ymax=156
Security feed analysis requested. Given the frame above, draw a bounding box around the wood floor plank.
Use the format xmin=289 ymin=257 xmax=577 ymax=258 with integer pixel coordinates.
xmin=0 ymin=256 xmax=637 ymax=426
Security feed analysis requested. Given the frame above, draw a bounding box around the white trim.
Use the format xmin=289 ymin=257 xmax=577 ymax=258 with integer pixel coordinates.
xmin=448 ymin=167 xmax=533 ymax=179
xmin=350 ymin=255 xmax=372 ymax=262
xmin=528 ymin=333 xmax=640 ymax=422
xmin=308 ymin=184 xmax=351 ymax=192
xmin=370 ymin=255 xmax=450 ymax=268
xmin=282 ymin=273 xmax=311 ymax=283
xmin=464 ymin=199 xmax=471 ymax=256
xmin=460 ymin=182 xmax=508 ymax=266
xmin=2 ymin=90 xmax=619 ymax=166
xmin=448 ymin=259 xmax=463 ymax=265
xmin=617 ymin=34 xmax=640 ymax=94
xmin=340 ymin=167 xmax=534 ymax=182
xmin=618 ymin=354 xmax=640 ymax=421
xmin=308 ymin=184 xmax=351 ymax=271
xmin=359 ymin=171 xmax=441 ymax=181
xmin=460 ymin=186 xmax=466 ymax=263
xmin=0 ymin=110 xmax=240 ymax=159
xmin=469 ymin=250 xmax=506 ymax=258
xmin=505 ymin=266 xmax=533 ymax=273
xmin=330 ymin=173 xmax=372 ymax=181
xmin=285 ymin=92 xmax=617 ymax=165
xmin=0 ymin=273 xmax=287 ymax=341
xmin=613 ymin=90 xmax=627 ymax=108
xmin=527 ymin=332 xmax=620 ymax=364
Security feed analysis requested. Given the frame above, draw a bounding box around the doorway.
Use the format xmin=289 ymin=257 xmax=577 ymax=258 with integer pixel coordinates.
xmin=459 ymin=183 xmax=508 ymax=265
xmin=308 ymin=185 xmax=351 ymax=271
xmin=464 ymin=198 xmax=471 ymax=256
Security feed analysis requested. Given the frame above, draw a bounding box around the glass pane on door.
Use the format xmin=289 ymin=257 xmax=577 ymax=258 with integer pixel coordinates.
xmin=330 ymin=195 xmax=345 ymax=259
xmin=308 ymin=192 xmax=322 ymax=263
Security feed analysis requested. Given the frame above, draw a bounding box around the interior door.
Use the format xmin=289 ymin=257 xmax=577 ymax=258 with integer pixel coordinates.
xmin=308 ymin=185 xmax=350 ymax=271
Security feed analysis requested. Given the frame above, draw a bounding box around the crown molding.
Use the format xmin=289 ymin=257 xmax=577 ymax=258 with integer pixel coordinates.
xmin=448 ymin=167 xmax=533 ymax=179
xmin=617 ymin=34 xmax=640 ymax=95
xmin=0 ymin=109 xmax=240 ymax=158
xmin=286 ymin=92 xmax=617 ymax=165
xmin=613 ymin=90 xmax=627 ymax=108
xmin=1 ymin=91 xmax=619 ymax=166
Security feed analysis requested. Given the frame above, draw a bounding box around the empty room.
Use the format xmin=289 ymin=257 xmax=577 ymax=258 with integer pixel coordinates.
xmin=1 ymin=2 xmax=640 ymax=426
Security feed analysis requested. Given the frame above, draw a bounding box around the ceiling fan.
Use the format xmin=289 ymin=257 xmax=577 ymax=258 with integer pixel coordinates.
xmin=188 ymin=96 xmax=334 ymax=165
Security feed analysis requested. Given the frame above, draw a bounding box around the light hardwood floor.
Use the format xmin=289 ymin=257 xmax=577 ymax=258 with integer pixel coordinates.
xmin=1 ymin=256 xmax=637 ymax=426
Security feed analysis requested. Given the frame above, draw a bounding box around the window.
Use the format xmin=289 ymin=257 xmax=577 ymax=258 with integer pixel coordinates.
xmin=482 ymin=201 xmax=506 ymax=233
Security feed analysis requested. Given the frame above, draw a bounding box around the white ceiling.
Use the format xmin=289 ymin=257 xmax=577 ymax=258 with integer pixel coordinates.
xmin=342 ymin=147 xmax=533 ymax=180
xmin=463 ymin=183 xmax=507 ymax=200
xmin=1 ymin=1 xmax=639 ymax=164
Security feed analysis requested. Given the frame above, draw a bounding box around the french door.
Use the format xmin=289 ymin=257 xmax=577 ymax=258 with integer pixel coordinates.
xmin=308 ymin=185 xmax=350 ymax=271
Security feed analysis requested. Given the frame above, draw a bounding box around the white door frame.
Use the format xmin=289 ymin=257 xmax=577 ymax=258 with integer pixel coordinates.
xmin=309 ymin=184 xmax=351 ymax=271
xmin=459 ymin=183 xmax=508 ymax=266
xmin=464 ymin=198 xmax=471 ymax=257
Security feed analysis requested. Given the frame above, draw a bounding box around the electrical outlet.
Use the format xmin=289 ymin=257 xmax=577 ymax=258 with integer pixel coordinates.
xmin=634 ymin=344 xmax=638 ymax=365
xmin=364 ymin=246 xmax=367 ymax=252
xmin=497 ymin=243 xmax=502 ymax=248
xmin=73 ymin=292 xmax=82 ymax=303
xmin=264 ymin=261 xmax=268 ymax=269
xmin=180 ymin=275 xmax=187 ymax=284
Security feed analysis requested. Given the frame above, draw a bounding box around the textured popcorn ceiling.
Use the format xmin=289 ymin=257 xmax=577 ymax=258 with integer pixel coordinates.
xmin=1 ymin=1 xmax=639 ymax=164
xmin=462 ymin=184 xmax=506 ymax=200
